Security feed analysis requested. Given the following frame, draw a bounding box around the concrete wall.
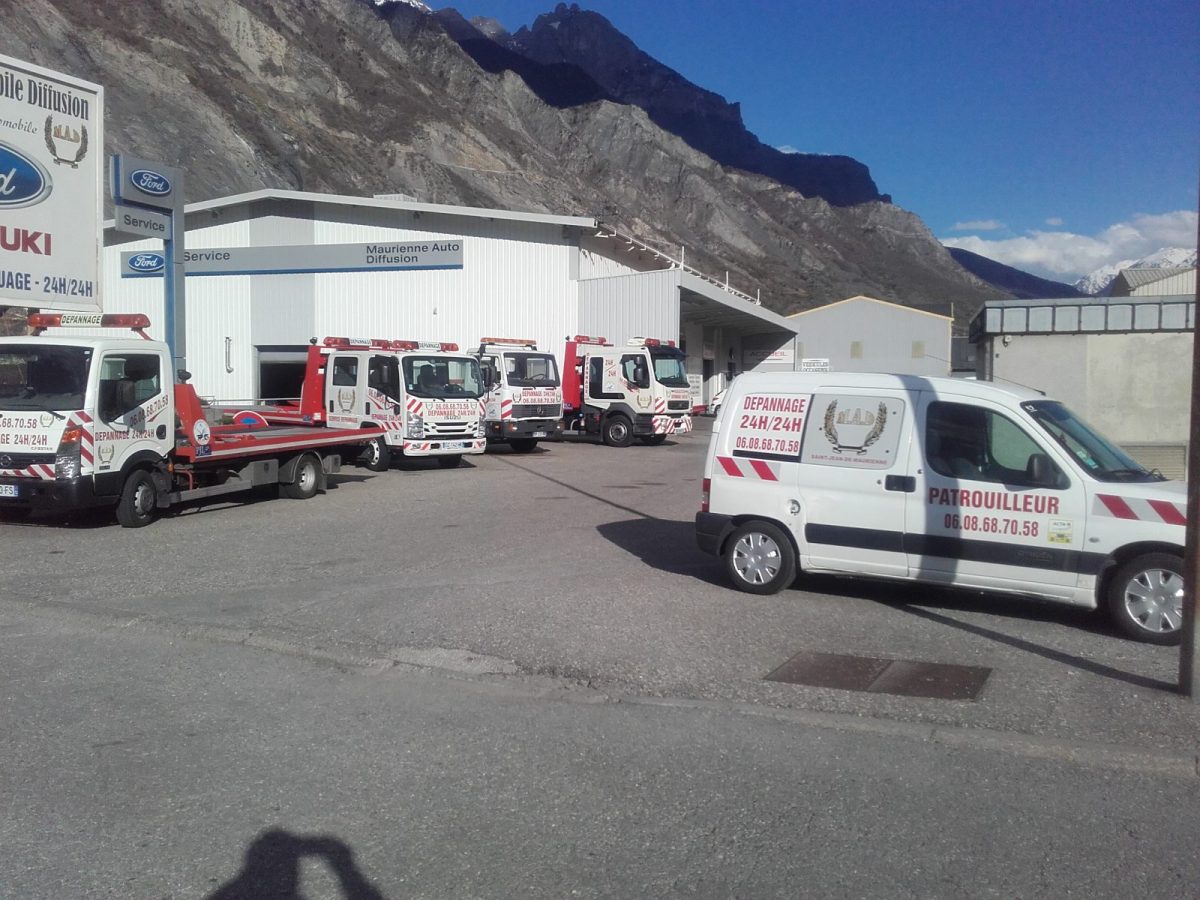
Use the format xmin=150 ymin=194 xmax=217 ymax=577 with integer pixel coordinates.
xmin=984 ymin=330 xmax=1192 ymax=451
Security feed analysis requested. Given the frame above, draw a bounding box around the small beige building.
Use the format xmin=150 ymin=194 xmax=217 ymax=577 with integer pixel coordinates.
xmin=740 ymin=295 xmax=953 ymax=377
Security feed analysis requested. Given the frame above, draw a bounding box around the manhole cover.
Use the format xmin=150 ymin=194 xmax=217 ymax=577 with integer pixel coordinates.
xmin=765 ymin=651 xmax=990 ymax=701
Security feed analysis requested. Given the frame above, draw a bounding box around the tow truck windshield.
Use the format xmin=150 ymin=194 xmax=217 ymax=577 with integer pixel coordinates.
xmin=505 ymin=353 xmax=560 ymax=388
xmin=1024 ymin=400 xmax=1166 ymax=482
xmin=0 ymin=345 xmax=91 ymax=412
xmin=403 ymin=355 xmax=485 ymax=400
xmin=650 ymin=351 xmax=689 ymax=388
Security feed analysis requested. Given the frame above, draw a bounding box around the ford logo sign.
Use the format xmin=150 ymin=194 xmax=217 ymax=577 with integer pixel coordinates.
xmin=130 ymin=168 xmax=171 ymax=196
xmin=128 ymin=253 xmax=166 ymax=273
xmin=0 ymin=142 xmax=53 ymax=209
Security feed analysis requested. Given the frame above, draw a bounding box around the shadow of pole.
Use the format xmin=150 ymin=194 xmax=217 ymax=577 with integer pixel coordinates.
xmin=896 ymin=603 xmax=1177 ymax=693
xmin=206 ymin=829 xmax=386 ymax=900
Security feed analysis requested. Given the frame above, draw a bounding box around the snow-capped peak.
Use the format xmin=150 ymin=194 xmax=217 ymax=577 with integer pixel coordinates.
xmin=374 ymin=0 xmax=431 ymax=12
xmin=1074 ymin=247 xmax=1197 ymax=295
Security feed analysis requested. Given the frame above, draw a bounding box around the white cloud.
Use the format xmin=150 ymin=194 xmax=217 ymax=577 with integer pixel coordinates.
xmin=1044 ymin=217 xmax=1063 ymax=226
xmin=950 ymin=219 xmax=1004 ymax=232
xmin=941 ymin=210 xmax=1199 ymax=281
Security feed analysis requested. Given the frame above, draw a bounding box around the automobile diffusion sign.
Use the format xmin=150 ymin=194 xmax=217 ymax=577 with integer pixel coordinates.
xmin=0 ymin=54 xmax=103 ymax=312
xmin=120 ymin=240 xmax=465 ymax=277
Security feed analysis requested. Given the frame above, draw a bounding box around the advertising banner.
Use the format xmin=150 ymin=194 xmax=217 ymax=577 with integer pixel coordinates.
xmin=120 ymin=240 xmax=465 ymax=277
xmin=0 ymin=54 xmax=103 ymax=311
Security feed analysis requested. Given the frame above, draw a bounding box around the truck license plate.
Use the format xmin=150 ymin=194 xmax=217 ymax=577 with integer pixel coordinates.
xmin=532 ymin=431 xmax=547 ymax=438
xmin=444 ymin=441 xmax=466 ymax=451
xmin=0 ymin=484 xmax=18 ymax=498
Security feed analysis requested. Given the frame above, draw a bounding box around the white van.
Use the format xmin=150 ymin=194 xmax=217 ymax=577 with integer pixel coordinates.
xmin=695 ymin=372 xmax=1187 ymax=644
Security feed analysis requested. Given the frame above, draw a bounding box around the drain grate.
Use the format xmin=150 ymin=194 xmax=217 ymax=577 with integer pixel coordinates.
xmin=765 ymin=651 xmax=991 ymax=701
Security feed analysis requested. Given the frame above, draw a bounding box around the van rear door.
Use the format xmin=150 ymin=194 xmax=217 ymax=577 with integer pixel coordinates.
xmin=905 ymin=393 xmax=1091 ymax=598
xmin=796 ymin=390 xmax=912 ymax=577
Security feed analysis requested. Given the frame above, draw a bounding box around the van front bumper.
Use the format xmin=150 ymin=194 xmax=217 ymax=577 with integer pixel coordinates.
xmin=695 ymin=511 xmax=734 ymax=556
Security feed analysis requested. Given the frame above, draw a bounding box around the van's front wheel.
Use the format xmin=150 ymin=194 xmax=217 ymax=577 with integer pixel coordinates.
xmin=724 ymin=521 xmax=796 ymax=595
xmin=1105 ymin=552 xmax=1183 ymax=644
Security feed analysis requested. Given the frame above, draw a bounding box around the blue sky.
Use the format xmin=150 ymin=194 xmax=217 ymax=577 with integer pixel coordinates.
xmin=433 ymin=0 xmax=1199 ymax=282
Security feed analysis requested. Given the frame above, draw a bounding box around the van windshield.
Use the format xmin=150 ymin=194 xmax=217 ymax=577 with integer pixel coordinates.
xmin=650 ymin=351 xmax=689 ymax=387
xmin=504 ymin=352 xmax=560 ymax=388
xmin=403 ymin=355 xmax=485 ymax=399
xmin=0 ymin=344 xmax=91 ymax=413
xmin=1023 ymin=400 xmax=1165 ymax=482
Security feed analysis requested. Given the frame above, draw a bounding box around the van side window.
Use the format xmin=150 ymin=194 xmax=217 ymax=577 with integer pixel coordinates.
xmin=926 ymin=401 xmax=1065 ymax=488
xmin=331 ymin=356 xmax=358 ymax=386
xmin=98 ymin=353 xmax=162 ymax=421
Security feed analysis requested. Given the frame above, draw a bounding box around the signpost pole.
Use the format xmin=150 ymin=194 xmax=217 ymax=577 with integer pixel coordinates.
xmin=1178 ymin=187 xmax=1200 ymax=698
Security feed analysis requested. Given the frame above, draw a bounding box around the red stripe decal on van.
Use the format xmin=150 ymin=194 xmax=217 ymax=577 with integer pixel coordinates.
xmin=1147 ymin=499 xmax=1187 ymax=526
xmin=1097 ymin=494 xmax=1137 ymax=519
xmin=717 ymin=456 xmax=743 ymax=477
xmin=749 ymin=459 xmax=777 ymax=481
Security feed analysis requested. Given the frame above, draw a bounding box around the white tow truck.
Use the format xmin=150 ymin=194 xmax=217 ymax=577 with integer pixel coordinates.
xmin=560 ymin=335 xmax=693 ymax=446
xmin=235 ymin=336 xmax=487 ymax=470
xmin=473 ymin=337 xmax=564 ymax=453
xmin=0 ymin=314 xmax=380 ymax=526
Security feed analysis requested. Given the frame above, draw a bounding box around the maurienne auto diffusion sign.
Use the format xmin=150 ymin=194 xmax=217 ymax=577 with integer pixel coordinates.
xmin=120 ymin=240 xmax=465 ymax=277
xmin=0 ymin=54 xmax=103 ymax=312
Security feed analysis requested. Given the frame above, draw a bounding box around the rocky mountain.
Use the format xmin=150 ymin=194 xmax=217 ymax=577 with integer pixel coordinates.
xmin=0 ymin=0 xmax=1008 ymax=334
xmin=1074 ymin=248 xmax=1198 ymax=296
xmin=948 ymin=248 xmax=1084 ymax=300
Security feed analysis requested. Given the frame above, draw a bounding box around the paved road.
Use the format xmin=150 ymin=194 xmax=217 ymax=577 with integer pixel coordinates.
xmin=3 ymin=424 xmax=1199 ymax=896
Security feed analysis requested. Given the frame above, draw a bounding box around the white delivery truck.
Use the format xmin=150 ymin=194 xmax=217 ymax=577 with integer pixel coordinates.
xmin=473 ymin=337 xmax=564 ymax=452
xmin=696 ymin=372 xmax=1187 ymax=644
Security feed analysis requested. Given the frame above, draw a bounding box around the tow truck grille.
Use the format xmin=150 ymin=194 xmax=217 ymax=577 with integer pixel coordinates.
xmin=427 ymin=420 xmax=474 ymax=435
xmin=0 ymin=451 xmax=55 ymax=470
xmin=667 ymin=400 xmax=690 ymax=411
xmin=512 ymin=405 xmax=562 ymax=419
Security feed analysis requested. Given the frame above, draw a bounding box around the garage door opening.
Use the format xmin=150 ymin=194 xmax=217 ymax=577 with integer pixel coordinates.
xmin=257 ymin=348 xmax=309 ymax=402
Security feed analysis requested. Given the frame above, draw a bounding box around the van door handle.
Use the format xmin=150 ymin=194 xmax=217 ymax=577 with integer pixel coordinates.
xmin=885 ymin=475 xmax=916 ymax=492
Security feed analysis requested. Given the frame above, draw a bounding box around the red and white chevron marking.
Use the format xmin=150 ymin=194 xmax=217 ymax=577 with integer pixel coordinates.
xmin=0 ymin=463 xmax=54 ymax=480
xmin=652 ymin=415 xmax=693 ymax=435
xmin=716 ymin=455 xmax=781 ymax=481
xmin=406 ymin=397 xmax=424 ymax=415
xmin=1094 ymin=493 xmax=1186 ymax=527
xmin=500 ymin=398 xmax=512 ymax=420
xmin=71 ymin=410 xmax=94 ymax=471
xmin=653 ymin=396 xmax=667 ymax=414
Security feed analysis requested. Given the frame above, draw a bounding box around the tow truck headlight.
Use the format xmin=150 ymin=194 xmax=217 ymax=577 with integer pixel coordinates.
xmin=55 ymin=424 xmax=83 ymax=480
xmin=406 ymin=414 xmax=424 ymax=439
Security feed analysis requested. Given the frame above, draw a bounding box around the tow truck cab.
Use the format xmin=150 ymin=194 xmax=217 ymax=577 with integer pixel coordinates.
xmin=474 ymin=337 xmax=564 ymax=453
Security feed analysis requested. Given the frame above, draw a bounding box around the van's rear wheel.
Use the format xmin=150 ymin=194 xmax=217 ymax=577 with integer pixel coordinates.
xmin=283 ymin=454 xmax=320 ymax=500
xmin=1105 ymin=552 xmax=1183 ymax=644
xmin=116 ymin=470 xmax=158 ymax=528
xmin=724 ymin=521 xmax=796 ymax=595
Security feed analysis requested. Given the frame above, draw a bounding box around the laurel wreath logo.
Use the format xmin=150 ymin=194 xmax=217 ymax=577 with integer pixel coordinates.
xmin=44 ymin=116 xmax=89 ymax=168
xmin=822 ymin=400 xmax=889 ymax=454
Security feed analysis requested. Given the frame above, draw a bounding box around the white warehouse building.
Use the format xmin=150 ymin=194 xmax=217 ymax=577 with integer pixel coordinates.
xmin=88 ymin=190 xmax=797 ymax=406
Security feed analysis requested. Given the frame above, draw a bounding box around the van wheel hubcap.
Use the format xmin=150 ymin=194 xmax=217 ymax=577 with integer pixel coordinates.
xmin=1122 ymin=567 xmax=1183 ymax=633
xmin=732 ymin=532 xmax=781 ymax=585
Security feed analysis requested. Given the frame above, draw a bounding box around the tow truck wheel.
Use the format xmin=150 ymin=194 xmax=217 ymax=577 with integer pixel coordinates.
xmin=283 ymin=454 xmax=320 ymax=500
xmin=509 ymin=439 xmax=537 ymax=454
xmin=360 ymin=437 xmax=391 ymax=472
xmin=724 ymin=521 xmax=797 ymax=595
xmin=437 ymin=454 xmax=462 ymax=469
xmin=116 ymin=470 xmax=158 ymax=528
xmin=602 ymin=414 xmax=633 ymax=448
xmin=1105 ymin=552 xmax=1183 ymax=644
xmin=638 ymin=434 xmax=668 ymax=446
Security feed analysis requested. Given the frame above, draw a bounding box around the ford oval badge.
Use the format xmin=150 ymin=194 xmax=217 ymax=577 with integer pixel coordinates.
xmin=130 ymin=168 xmax=172 ymax=196
xmin=128 ymin=253 xmax=166 ymax=273
xmin=0 ymin=142 xmax=53 ymax=209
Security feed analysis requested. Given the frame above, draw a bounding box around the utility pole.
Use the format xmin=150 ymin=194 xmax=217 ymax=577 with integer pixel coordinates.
xmin=1180 ymin=180 xmax=1200 ymax=697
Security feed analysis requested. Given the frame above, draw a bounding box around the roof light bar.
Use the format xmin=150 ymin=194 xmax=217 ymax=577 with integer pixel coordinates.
xmin=479 ymin=337 xmax=538 ymax=347
xmin=28 ymin=312 xmax=152 ymax=335
xmin=572 ymin=335 xmax=609 ymax=345
xmin=627 ymin=337 xmax=676 ymax=348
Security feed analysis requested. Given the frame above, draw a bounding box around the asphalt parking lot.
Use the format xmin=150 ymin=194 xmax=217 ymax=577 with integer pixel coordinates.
xmin=3 ymin=418 xmax=1197 ymax=756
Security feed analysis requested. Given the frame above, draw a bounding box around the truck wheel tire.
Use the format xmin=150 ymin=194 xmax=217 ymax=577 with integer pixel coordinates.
xmin=437 ymin=454 xmax=462 ymax=469
xmin=509 ymin=439 xmax=537 ymax=454
xmin=1105 ymin=552 xmax=1183 ymax=644
xmin=116 ymin=470 xmax=158 ymax=528
xmin=638 ymin=434 xmax=668 ymax=446
xmin=602 ymin=415 xmax=633 ymax=448
xmin=283 ymin=454 xmax=321 ymax=500
xmin=360 ymin=437 xmax=391 ymax=472
xmin=723 ymin=521 xmax=797 ymax=595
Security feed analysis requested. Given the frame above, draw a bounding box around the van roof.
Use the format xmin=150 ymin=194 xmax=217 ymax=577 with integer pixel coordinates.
xmin=732 ymin=371 xmax=1047 ymax=403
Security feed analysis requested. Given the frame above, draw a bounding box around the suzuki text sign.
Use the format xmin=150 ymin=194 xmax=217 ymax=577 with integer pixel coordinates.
xmin=0 ymin=54 xmax=103 ymax=312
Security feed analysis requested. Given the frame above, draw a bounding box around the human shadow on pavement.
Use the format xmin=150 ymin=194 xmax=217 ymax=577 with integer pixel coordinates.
xmin=596 ymin=517 xmax=724 ymax=583
xmin=206 ymin=828 xmax=386 ymax=900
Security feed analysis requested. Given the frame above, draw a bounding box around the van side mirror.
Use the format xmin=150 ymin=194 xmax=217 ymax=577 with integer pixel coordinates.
xmin=1027 ymin=453 xmax=1063 ymax=488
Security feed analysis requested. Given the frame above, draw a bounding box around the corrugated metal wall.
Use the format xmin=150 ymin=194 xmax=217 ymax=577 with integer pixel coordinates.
xmin=789 ymin=300 xmax=951 ymax=375
xmin=1130 ymin=271 xmax=1196 ymax=296
xmin=578 ymin=269 xmax=680 ymax=344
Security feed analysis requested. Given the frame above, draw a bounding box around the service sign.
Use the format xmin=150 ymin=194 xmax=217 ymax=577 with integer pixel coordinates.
xmin=0 ymin=54 xmax=103 ymax=311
